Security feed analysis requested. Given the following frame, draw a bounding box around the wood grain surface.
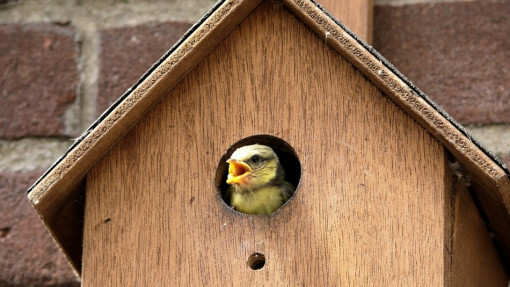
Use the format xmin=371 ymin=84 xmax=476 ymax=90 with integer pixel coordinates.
xmin=317 ymin=0 xmax=372 ymax=43
xmin=28 ymin=0 xmax=510 ymax=273
xmin=284 ymin=0 xmax=510 ymax=264
xmin=449 ymin=175 xmax=508 ymax=286
xmin=83 ymin=2 xmax=450 ymax=285
xmin=28 ymin=0 xmax=263 ymax=273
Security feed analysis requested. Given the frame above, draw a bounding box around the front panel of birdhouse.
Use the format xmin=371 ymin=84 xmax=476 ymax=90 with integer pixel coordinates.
xmin=82 ymin=2 xmax=451 ymax=285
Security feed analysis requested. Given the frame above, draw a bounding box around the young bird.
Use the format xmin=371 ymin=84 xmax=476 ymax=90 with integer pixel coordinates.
xmin=226 ymin=144 xmax=294 ymax=215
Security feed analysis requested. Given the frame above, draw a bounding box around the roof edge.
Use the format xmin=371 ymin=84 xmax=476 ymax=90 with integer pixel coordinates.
xmin=282 ymin=0 xmax=510 ymax=187
xmin=27 ymin=0 xmax=234 ymax=196
xmin=27 ymin=0 xmax=263 ymax=275
xmin=282 ymin=0 xmax=510 ymax=263
xmin=26 ymin=0 xmax=510 ymax=273
xmin=290 ymin=0 xmax=509 ymax=177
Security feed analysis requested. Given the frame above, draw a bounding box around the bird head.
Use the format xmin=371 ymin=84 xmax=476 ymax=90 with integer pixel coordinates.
xmin=226 ymin=144 xmax=282 ymax=189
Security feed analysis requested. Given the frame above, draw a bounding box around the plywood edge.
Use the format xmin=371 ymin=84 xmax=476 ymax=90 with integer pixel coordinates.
xmin=284 ymin=0 xmax=510 ymax=263
xmin=26 ymin=0 xmax=510 ymax=273
xmin=27 ymin=0 xmax=263 ymax=275
xmin=315 ymin=0 xmax=373 ymax=44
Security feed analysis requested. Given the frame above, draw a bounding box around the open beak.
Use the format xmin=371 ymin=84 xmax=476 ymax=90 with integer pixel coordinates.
xmin=226 ymin=160 xmax=251 ymax=184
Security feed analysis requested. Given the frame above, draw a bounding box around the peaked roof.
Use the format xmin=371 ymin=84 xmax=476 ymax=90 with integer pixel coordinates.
xmin=28 ymin=0 xmax=510 ymax=274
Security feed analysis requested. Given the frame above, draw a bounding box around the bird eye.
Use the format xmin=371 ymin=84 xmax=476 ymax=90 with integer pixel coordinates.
xmin=251 ymin=155 xmax=261 ymax=163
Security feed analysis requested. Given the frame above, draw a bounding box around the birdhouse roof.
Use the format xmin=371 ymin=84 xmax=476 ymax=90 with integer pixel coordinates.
xmin=28 ymin=0 xmax=510 ymax=274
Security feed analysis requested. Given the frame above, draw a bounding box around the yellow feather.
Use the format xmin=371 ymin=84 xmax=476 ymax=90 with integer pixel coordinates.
xmin=230 ymin=185 xmax=286 ymax=215
xmin=226 ymin=144 xmax=294 ymax=215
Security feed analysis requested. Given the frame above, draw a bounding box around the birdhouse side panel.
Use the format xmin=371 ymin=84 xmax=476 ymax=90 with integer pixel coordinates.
xmin=82 ymin=1 xmax=451 ymax=285
xmin=449 ymin=175 xmax=508 ymax=285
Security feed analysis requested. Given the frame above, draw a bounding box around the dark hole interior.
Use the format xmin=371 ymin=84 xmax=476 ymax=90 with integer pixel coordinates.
xmin=215 ymin=135 xmax=301 ymax=212
xmin=247 ymin=253 xmax=266 ymax=270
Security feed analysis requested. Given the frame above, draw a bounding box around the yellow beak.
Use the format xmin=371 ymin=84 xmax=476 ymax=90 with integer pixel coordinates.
xmin=226 ymin=160 xmax=251 ymax=184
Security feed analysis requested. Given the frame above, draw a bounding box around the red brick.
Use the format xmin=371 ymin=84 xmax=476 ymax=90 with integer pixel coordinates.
xmin=98 ymin=21 xmax=191 ymax=114
xmin=502 ymin=155 xmax=510 ymax=171
xmin=0 ymin=171 xmax=79 ymax=286
xmin=374 ymin=2 xmax=510 ymax=125
xmin=0 ymin=24 xmax=78 ymax=139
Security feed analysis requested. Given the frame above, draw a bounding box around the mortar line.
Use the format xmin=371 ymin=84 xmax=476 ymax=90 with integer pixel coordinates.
xmin=75 ymin=22 xmax=100 ymax=132
xmin=0 ymin=137 xmax=75 ymax=173
xmin=465 ymin=124 xmax=510 ymax=157
xmin=0 ymin=0 xmax=212 ymax=136
xmin=0 ymin=1 xmax=214 ymax=27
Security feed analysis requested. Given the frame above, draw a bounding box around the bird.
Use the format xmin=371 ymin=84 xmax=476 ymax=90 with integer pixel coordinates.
xmin=225 ymin=144 xmax=294 ymax=215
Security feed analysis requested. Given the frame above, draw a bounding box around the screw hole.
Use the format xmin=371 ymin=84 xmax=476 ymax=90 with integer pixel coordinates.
xmin=248 ymin=253 xmax=266 ymax=270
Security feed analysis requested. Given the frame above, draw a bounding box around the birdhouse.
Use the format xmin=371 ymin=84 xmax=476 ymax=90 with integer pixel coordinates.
xmin=28 ymin=0 xmax=510 ymax=285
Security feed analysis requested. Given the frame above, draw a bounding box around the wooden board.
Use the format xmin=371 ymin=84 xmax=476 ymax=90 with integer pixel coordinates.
xmin=82 ymin=2 xmax=450 ymax=285
xmin=317 ymin=0 xmax=373 ymax=43
xmin=283 ymin=0 xmax=510 ymax=265
xmin=28 ymin=0 xmax=510 ymax=275
xmin=449 ymin=174 xmax=508 ymax=286
xmin=27 ymin=0 xmax=263 ymax=273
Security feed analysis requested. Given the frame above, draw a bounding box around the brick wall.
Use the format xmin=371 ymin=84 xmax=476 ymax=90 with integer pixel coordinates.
xmin=0 ymin=0 xmax=508 ymax=285
xmin=373 ymin=0 xmax=510 ymax=168
xmin=0 ymin=1 xmax=212 ymax=285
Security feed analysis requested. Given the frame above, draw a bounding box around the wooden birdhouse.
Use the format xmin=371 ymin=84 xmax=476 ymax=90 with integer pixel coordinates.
xmin=28 ymin=0 xmax=510 ymax=285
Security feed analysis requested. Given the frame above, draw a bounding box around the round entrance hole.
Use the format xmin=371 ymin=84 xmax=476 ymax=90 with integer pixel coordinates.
xmin=247 ymin=253 xmax=266 ymax=270
xmin=215 ymin=135 xmax=301 ymax=214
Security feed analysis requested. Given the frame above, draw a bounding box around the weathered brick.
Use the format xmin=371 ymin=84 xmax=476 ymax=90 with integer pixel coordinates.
xmin=0 ymin=24 xmax=79 ymax=139
xmin=98 ymin=21 xmax=192 ymax=114
xmin=374 ymin=2 xmax=510 ymax=125
xmin=0 ymin=171 xmax=79 ymax=286
xmin=502 ymin=155 xmax=510 ymax=171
